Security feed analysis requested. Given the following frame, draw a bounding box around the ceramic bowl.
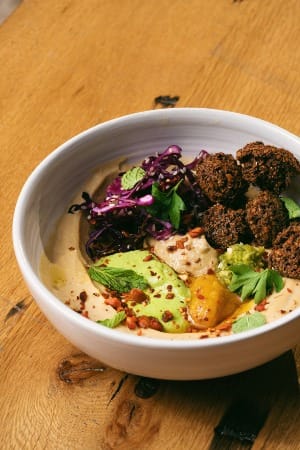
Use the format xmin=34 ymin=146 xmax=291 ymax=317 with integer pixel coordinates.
xmin=13 ymin=108 xmax=300 ymax=380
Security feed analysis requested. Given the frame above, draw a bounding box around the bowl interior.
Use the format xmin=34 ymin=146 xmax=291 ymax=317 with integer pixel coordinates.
xmin=14 ymin=107 xmax=300 ymax=319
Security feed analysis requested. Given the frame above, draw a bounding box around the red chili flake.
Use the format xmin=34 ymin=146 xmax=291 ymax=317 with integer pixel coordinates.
xmin=176 ymin=238 xmax=187 ymax=249
xmin=167 ymin=285 xmax=173 ymax=291
xmin=167 ymin=245 xmax=177 ymax=252
xmin=255 ymin=299 xmax=268 ymax=312
xmin=68 ymin=246 xmax=75 ymax=251
xmin=153 ymin=293 xmax=162 ymax=298
xmin=150 ymin=270 xmax=157 ymax=276
xmin=280 ymin=309 xmax=287 ymax=314
xmin=200 ymin=334 xmax=209 ymax=339
xmin=207 ymin=268 xmax=215 ymax=275
xmin=287 ymin=288 xmax=293 ymax=293
xmin=82 ymin=310 xmax=89 ymax=318
xmin=166 ymin=293 xmax=175 ymax=299
xmin=162 ymin=310 xmax=174 ymax=322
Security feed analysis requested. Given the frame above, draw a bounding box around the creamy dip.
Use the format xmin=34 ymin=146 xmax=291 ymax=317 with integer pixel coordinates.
xmin=40 ymin=160 xmax=300 ymax=340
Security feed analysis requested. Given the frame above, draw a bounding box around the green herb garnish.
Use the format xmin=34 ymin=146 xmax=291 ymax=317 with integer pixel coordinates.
xmin=217 ymin=243 xmax=266 ymax=286
xmin=146 ymin=181 xmax=186 ymax=229
xmin=88 ymin=266 xmax=149 ymax=293
xmin=232 ymin=312 xmax=267 ymax=334
xmin=121 ymin=167 xmax=146 ymax=190
xmin=280 ymin=196 xmax=300 ymax=219
xmin=97 ymin=311 xmax=126 ymax=328
xmin=228 ymin=264 xmax=284 ymax=304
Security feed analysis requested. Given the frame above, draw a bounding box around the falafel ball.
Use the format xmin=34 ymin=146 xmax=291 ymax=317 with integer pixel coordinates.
xmin=268 ymin=223 xmax=300 ymax=278
xmin=202 ymin=203 xmax=251 ymax=249
xmin=236 ymin=141 xmax=300 ymax=194
xmin=246 ymin=191 xmax=289 ymax=247
xmin=195 ymin=152 xmax=248 ymax=205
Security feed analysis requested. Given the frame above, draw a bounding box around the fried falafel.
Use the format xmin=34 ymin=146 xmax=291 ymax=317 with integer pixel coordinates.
xmin=195 ymin=152 xmax=248 ymax=205
xmin=202 ymin=203 xmax=251 ymax=249
xmin=236 ymin=141 xmax=300 ymax=194
xmin=246 ymin=191 xmax=289 ymax=247
xmin=268 ymin=223 xmax=300 ymax=279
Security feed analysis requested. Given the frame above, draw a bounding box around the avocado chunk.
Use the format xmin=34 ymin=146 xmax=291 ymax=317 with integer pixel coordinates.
xmin=96 ymin=250 xmax=190 ymax=333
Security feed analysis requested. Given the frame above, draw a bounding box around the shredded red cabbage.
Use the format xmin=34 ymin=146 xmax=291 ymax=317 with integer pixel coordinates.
xmin=69 ymin=145 xmax=209 ymax=260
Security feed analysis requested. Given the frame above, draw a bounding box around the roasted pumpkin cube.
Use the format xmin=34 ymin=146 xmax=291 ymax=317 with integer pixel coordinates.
xmin=187 ymin=274 xmax=241 ymax=328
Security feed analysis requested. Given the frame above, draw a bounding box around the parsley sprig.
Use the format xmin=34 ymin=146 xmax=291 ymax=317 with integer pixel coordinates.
xmin=146 ymin=181 xmax=186 ymax=229
xmin=228 ymin=264 xmax=284 ymax=304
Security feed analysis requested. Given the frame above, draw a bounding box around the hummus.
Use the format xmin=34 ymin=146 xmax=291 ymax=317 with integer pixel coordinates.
xmin=40 ymin=160 xmax=300 ymax=340
xmin=145 ymin=233 xmax=218 ymax=279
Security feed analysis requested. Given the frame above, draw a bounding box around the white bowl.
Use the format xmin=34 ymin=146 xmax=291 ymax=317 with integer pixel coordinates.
xmin=13 ymin=108 xmax=300 ymax=380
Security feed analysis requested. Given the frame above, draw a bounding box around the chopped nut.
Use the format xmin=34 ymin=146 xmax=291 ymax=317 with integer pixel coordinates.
xmin=143 ymin=254 xmax=153 ymax=262
xmin=104 ymin=297 xmax=122 ymax=310
xmin=126 ymin=316 xmax=138 ymax=330
xmin=162 ymin=310 xmax=174 ymax=322
xmin=79 ymin=291 xmax=87 ymax=302
xmin=123 ymin=288 xmax=148 ymax=303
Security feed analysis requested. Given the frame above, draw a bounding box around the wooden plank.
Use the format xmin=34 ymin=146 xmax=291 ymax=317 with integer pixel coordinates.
xmin=0 ymin=0 xmax=299 ymax=448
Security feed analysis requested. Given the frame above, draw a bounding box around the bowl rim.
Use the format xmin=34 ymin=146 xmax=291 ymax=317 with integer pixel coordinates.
xmin=12 ymin=107 xmax=300 ymax=350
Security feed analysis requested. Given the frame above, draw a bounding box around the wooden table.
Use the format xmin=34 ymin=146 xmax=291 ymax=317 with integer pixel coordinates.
xmin=1 ymin=1 xmax=300 ymax=448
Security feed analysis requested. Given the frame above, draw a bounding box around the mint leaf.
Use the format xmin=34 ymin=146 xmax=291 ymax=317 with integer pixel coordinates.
xmin=280 ymin=197 xmax=300 ymax=219
xmin=121 ymin=167 xmax=146 ymax=190
xmin=88 ymin=266 xmax=148 ymax=292
xmin=97 ymin=311 xmax=126 ymax=328
xmin=229 ymin=265 xmax=284 ymax=304
xmin=232 ymin=312 xmax=267 ymax=334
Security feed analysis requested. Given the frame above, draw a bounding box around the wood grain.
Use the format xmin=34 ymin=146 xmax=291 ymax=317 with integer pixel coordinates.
xmin=0 ymin=0 xmax=300 ymax=448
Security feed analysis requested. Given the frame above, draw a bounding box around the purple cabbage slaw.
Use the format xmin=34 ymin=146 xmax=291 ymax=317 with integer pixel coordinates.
xmin=69 ymin=145 xmax=209 ymax=260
